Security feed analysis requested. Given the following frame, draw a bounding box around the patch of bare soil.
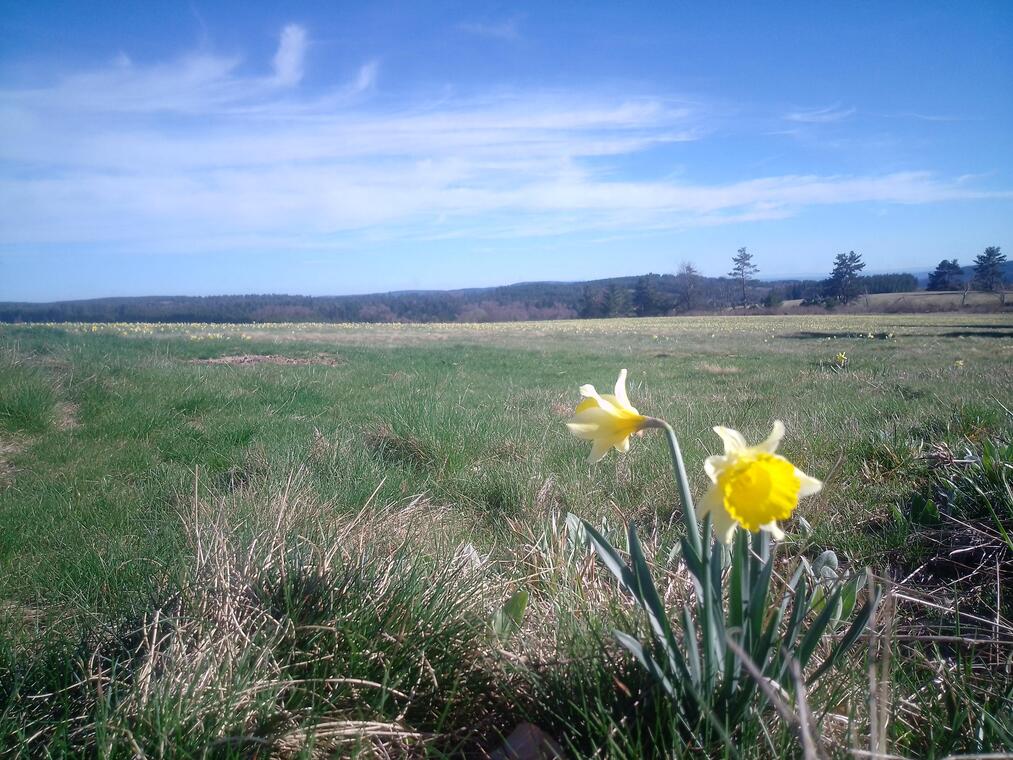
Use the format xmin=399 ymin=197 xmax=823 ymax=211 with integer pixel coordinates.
xmin=190 ymin=354 xmax=341 ymax=367
xmin=698 ymin=362 xmax=741 ymax=375
xmin=55 ymin=401 xmax=80 ymax=431
xmin=0 ymin=600 xmax=44 ymax=627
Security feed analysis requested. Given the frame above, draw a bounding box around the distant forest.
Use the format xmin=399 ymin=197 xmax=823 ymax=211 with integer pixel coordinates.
xmin=1 ymin=271 xmax=931 ymax=324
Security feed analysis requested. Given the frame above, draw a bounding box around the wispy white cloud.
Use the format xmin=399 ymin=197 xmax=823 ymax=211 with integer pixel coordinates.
xmin=458 ymin=19 xmax=521 ymax=41
xmin=0 ymin=27 xmax=1003 ymax=256
xmin=272 ymin=24 xmax=307 ymax=86
xmin=889 ymin=111 xmax=972 ymax=123
xmin=784 ymin=103 xmax=855 ymax=123
xmin=351 ymin=60 xmax=379 ymax=94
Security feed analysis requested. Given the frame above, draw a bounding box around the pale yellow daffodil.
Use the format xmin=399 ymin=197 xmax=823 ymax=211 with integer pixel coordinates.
xmin=697 ymin=421 xmax=822 ymax=544
xmin=566 ymin=369 xmax=657 ymax=463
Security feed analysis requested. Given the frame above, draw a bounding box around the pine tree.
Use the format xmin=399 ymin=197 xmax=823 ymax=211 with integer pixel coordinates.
xmin=633 ymin=274 xmax=666 ymax=316
xmin=972 ymin=246 xmax=1006 ymax=292
xmin=827 ymin=251 xmax=866 ymax=304
xmin=604 ymin=284 xmax=633 ymax=317
xmin=728 ymin=247 xmax=759 ymax=305
xmin=926 ymin=259 xmax=964 ymax=291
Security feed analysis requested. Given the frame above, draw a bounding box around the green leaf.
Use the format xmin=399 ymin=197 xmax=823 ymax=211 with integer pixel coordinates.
xmin=728 ymin=531 xmax=746 ymax=633
xmin=492 ymin=589 xmax=528 ymax=639
xmin=812 ymin=550 xmax=839 ymax=577
xmin=615 ymin=629 xmax=677 ymax=698
xmin=838 ymin=574 xmax=862 ymax=621
xmin=811 ymin=587 xmax=881 ymax=682
xmin=627 ymin=523 xmax=690 ymax=680
xmin=798 ymin=585 xmax=845 ymax=668
xmin=811 ymin=584 xmax=826 ymax=614
xmin=707 ymin=543 xmax=727 ymax=680
xmin=775 ymin=576 xmax=809 ymax=681
xmin=681 ymin=603 xmax=702 ymax=688
xmin=796 ymin=516 xmax=813 ymax=538
xmin=565 ymin=512 xmax=590 ymax=554
xmin=747 ymin=545 xmax=776 ymax=647
xmin=582 ymin=520 xmax=638 ymax=593
xmin=583 ymin=520 xmax=690 ymax=683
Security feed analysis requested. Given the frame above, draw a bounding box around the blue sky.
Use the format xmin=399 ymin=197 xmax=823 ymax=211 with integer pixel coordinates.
xmin=1 ymin=1 xmax=1011 ymax=301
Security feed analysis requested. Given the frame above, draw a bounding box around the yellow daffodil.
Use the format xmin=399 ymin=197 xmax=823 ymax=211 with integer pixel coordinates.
xmin=566 ymin=369 xmax=657 ymax=463
xmin=697 ymin=421 xmax=822 ymax=544
xmin=834 ymin=351 xmax=848 ymax=367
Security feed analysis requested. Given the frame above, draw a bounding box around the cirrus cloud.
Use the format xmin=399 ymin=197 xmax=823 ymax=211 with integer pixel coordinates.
xmin=0 ymin=25 xmax=1005 ymax=256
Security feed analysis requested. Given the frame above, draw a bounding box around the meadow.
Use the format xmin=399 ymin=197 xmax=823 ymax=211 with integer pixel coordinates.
xmin=1 ymin=313 xmax=1011 ymax=758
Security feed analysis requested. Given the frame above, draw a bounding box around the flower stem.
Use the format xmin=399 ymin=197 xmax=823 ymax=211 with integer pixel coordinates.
xmin=647 ymin=418 xmax=702 ymax=557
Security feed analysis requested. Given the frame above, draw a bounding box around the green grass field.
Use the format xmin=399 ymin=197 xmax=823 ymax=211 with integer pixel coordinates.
xmin=1 ymin=314 xmax=1011 ymax=758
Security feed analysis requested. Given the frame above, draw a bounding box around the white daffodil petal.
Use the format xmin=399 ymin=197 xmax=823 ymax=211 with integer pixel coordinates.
xmin=613 ymin=369 xmax=631 ymax=409
xmin=796 ymin=471 xmax=823 ymax=497
xmin=615 ymin=436 xmax=631 ymax=452
xmin=565 ymin=423 xmax=599 ymax=439
xmin=601 ymin=393 xmax=639 ymax=416
xmin=569 ymin=407 xmax=614 ymax=425
xmin=579 ymin=385 xmax=620 ymax=415
xmin=757 ymin=420 xmax=786 ymax=454
xmin=697 ymin=486 xmax=738 ymax=545
xmin=588 ymin=437 xmax=613 ymax=463
xmin=760 ymin=521 xmax=785 ymax=540
xmin=704 ymin=454 xmax=727 ymax=484
xmin=713 ymin=426 xmax=748 ymax=454
xmin=713 ymin=509 xmax=738 ymax=544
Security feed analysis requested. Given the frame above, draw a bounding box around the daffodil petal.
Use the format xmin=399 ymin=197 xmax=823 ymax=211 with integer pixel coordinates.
xmin=704 ymin=454 xmax=727 ymax=484
xmin=602 ymin=393 xmax=640 ymax=417
xmin=756 ymin=420 xmax=785 ymax=454
xmin=569 ymin=407 xmax=614 ymax=424
xmin=588 ymin=437 xmax=613 ymax=463
xmin=579 ymin=384 xmax=621 ymax=415
xmin=697 ymin=485 xmax=738 ymax=544
xmin=614 ymin=368 xmax=631 ymax=409
xmin=615 ymin=436 xmax=631 ymax=453
xmin=760 ymin=521 xmax=785 ymax=540
xmin=575 ymin=397 xmax=599 ymax=413
xmin=565 ymin=422 xmax=599 ymax=439
xmin=796 ymin=470 xmax=823 ymax=497
xmin=713 ymin=426 xmax=748 ymax=454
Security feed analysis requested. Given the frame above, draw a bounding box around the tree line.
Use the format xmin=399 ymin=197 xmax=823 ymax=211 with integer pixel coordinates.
xmin=1 ymin=247 xmax=1005 ymax=324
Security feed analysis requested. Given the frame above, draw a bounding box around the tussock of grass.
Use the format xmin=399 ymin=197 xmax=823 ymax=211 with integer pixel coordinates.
xmin=365 ymin=422 xmax=437 ymax=471
xmin=0 ymin=355 xmax=56 ymax=435
xmin=1 ymin=485 xmax=511 ymax=757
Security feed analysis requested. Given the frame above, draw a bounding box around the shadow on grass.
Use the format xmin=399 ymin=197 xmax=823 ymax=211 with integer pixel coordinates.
xmin=785 ymin=331 xmax=896 ymax=340
xmin=787 ymin=326 xmax=1012 ymax=340
xmin=932 ymin=330 xmax=1013 ymax=338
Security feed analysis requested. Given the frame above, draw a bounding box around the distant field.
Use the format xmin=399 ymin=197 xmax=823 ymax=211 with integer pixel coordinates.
xmin=780 ymin=289 xmax=1009 ymax=310
xmin=1 ymin=313 xmax=1010 ymax=757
